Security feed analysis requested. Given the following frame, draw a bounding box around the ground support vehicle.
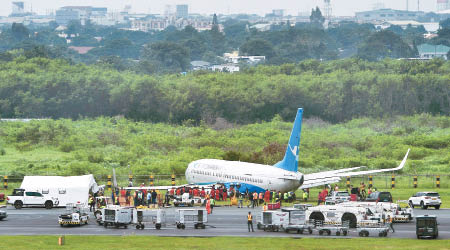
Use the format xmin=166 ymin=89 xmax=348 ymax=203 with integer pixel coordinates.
xmin=305 ymin=204 xmax=370 ymax=228
xmin=282 ymin=207 xmax=313 ymax=234
xmin=58 ymin=203 xmax=89 ymax=226
xmin=409 ymin=192 xmax=441 ymax=210
xmin=0 ymin=206 xmax=7 ymax=220
xmin=325 ymin=191 xmax=351 ymax=205
xmin=260 ymin=210 xmax=289 ymax=232
xmin=416 ymin=215 xmax=438 ymax=239
xmin=93 ymin=196 xmax=114 ymax=225
xmin=173 ymin=193 xmax=204 ymax=207
xmin=339 ymin=201 xmax=413 ymax=223
xmin=311 ymin=219 xmax=349 ymax=236
xmin=133 ymin=209 xmax=166 ymax=230
xmin=7 ymin=188 xmax=59 ymax=209
xmin=175 ymin=209 xmax=207 ymax=229
xmin=101 ymin=207 xmax=134 ymax=229
xmin=357 ymin=221 xmax=389 ymax=237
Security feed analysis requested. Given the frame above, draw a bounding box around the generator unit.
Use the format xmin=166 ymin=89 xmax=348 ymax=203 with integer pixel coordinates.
xmin=101 ymin=207 xmax=134 ymax=228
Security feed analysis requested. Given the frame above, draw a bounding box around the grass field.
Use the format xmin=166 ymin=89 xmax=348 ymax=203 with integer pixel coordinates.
xmin=0 ymin=236 xmax=449 ymax=250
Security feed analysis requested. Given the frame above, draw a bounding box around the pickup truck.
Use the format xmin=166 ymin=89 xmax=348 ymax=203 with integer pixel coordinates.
xmin=7 ymin=188 xmax=59 ymax=209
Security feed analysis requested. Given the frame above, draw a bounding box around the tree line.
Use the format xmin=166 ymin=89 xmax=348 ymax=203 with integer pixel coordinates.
xmin=0 ymin=57 xmax=449 ymax=124
xmin=2 ymin=15 xmax=450 ymax=73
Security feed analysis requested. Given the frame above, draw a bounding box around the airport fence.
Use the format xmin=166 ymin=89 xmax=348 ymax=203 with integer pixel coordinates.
xmin=0 ymin=174 xmax=448 ymax=190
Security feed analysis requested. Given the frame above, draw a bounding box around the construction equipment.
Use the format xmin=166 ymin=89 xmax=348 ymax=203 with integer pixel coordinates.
xmin=133 ymin=209 xmax=166 ymax=230
xmin=175 ymin=209 xmax=207 ymax=229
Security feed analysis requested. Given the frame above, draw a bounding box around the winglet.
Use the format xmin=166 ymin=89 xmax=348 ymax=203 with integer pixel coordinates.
xmin=393 ymin=148 xmax=410 ymax=171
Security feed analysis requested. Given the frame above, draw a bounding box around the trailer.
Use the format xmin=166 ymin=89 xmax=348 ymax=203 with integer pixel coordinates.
xmin=312 ymin=220 xmax=350 ymax=236
xmin=357 ymin=221 xmax=389 ymax=237
xmin=175 ymin=209 xmax=207 ymax=229
xmin=101 ymin=207 xmax=134 ymax=229
xmin=339 ymin=201 xmax=413 ymax=223
xmin=133 ymin=209 xmax=166 ymax=230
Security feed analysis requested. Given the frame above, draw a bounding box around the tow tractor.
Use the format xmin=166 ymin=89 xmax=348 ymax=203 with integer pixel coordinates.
xmin=58 ymin=203 xmax=89 ymax=226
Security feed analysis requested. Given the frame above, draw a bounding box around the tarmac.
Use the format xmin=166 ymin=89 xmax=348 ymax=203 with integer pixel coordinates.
xmin=1 ymin=205 xmax=449 ymax=238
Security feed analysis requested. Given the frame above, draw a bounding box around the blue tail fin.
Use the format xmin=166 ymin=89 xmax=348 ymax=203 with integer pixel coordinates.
xmin=274 ymin=108 xmax=303 ymax=172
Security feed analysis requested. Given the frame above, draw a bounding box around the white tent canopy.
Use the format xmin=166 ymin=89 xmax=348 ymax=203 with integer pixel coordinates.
xmin=20 ymin=175 xmax=99 ymax=207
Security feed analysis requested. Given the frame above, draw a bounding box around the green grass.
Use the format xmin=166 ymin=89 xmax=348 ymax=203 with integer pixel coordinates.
xmin=0 ymin=236 xmax=449 ymax=250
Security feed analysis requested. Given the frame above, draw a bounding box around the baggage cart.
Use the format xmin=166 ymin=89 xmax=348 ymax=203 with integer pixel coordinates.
xmin=312 ymin=219 xmax=350 ymax=236
xmin=175 ymin=208 xmax=207 ymax=229
xmin=357 ymin=221 xmax=389 ymax=237
xmin=133 ymin=209 xmax=166 ymax=230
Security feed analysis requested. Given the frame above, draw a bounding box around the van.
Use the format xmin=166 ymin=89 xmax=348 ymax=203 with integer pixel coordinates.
xmin=365 ymin=192 xmax=392 ymax=202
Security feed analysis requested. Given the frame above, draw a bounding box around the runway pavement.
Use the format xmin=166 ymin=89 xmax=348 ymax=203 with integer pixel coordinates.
xmin=1 ymin=205 xmax=449 ymax=238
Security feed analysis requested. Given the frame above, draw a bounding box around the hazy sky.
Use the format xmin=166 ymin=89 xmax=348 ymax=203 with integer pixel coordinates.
xmin=1 ymin=0 xmax=437 ymax=17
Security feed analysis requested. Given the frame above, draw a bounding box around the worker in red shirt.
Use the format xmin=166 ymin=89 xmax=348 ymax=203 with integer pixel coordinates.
xmin=210 ymin=189 xmax=215 ymax=198
xmin=176 ymin=188 xmax=181 ymax=196
xmin=215 ymin=191 xmax=220 ymax=201
xmin=200 ymin=188 xmax=206 ymax=198
xmin=264 ymin=189 xmax=270 ymax=203
xmin=169 ymin=188 xmax=175 ymax=196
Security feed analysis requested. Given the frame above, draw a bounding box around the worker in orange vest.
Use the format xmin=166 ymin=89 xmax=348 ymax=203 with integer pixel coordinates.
xmin=247 ymin=212 xmax=254 ymax=232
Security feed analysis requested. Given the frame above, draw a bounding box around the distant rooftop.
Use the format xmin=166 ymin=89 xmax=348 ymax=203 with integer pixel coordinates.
xmin=417 ymin=44 xmax=450 ymax=54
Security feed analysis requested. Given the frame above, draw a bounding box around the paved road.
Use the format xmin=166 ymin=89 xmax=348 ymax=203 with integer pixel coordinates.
xmin=1 ymin=206 xmax=449 ymax=238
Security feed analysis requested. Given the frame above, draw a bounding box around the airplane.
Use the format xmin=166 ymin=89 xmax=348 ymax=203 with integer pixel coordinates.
xmin=182 ymin=108 xmax=410 ymax=193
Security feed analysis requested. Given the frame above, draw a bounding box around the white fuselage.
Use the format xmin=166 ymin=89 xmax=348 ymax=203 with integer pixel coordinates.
xmin=185 ymin=159 xmax=303 ymax=193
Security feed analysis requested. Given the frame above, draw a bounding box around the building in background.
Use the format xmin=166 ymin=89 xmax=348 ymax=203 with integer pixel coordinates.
xmin=417 ymin=44 xmax=450 ymax=60
xmin=356 ymin=9 xmax=425 ymax=22
xmin=176 ymin=5 xmax=189 ymax=19
xmin=437 ymin=0 xmax=450 ymax=12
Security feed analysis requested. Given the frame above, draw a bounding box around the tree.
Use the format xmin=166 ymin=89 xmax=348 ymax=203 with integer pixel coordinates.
xmin=239 ymin=39 xmax=275 ymax=58
xmin=357 ymin=30 xmax=415 ymax=61
xmin=310 ymin=7 xmax=325 ymax=26
xmin=11 ymin=23 xmax=29 ymax=41
xmin=141 ymin=41 xmax=190 ymax=73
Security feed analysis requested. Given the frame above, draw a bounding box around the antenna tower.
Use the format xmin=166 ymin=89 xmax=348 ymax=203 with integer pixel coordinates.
xmin=323 ymin=0 xmax=332 ymax=20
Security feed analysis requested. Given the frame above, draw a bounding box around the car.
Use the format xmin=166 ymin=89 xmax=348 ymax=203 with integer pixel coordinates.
xmin=416 ymin=215 xmax=438 ymax=239
xmin=0 ymin=207 xmax=7 ymax=220
xmin=408 ymin=192 xmax=441 ymax=210
xmin=325 ymin=191 xmax=351 ymax=204
xmin=365 ymin=191 xmax=392 ymax=203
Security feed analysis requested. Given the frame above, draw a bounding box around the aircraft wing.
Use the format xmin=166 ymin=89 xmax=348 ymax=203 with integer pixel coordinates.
xmin=302 ymin=149 xmax=410 ymax=189
xmin=124 ymin=183 xmax=216 ymax=190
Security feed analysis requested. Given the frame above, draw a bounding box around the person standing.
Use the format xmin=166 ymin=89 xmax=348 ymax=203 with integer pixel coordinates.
xmin=387 ymin=215 xmax=395 ymax=233
xmin=88 ymin=195 xmax=95 ymax=212
xmin=210 ymin=198 xmax=215 ymax=214
xmin=247 ymin=212 xmax=254 ymax=232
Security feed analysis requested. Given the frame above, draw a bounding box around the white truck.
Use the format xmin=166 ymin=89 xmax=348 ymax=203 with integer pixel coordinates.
xmin=7 ymin=188 xmax=59 ymax=209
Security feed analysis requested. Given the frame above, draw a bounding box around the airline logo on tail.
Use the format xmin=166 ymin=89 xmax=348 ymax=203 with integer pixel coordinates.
xmin=289 ymin=145 xmax=299 ymax=161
